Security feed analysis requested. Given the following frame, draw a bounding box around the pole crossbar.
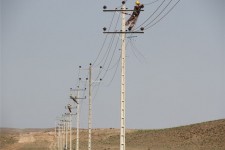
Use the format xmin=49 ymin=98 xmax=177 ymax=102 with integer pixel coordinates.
xmin=103 ymin=31 xmax=144 ymax=34
xmin=103 ymin=9 xmax=144 ymax=12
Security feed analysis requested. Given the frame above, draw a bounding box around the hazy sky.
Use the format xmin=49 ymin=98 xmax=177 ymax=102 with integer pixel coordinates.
xmin=1 ymin=0 xmax=225 ymax=129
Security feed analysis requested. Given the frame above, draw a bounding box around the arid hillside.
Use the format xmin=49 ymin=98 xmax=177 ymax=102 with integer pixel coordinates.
xmin=0 ymin=119 xmax=224 ymax=150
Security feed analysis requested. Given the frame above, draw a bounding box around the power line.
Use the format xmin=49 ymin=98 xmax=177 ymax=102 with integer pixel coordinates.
xmin=130 ymin=39 xmax=147 ymax=63
xmin=93 ymin=13 xmax=121 ymax=81
xmin=94 ymin=13 xmax=120 ymax=68
xmin=144 ymin=0 xmax=162 ymax=5
xmin=143 ymin=0 xmax=173 ymax=29
xmin=134 ymin=0 xmax=166 ymax=30
xmin=92 ymin=12 xmax=116 ymax=66
xmin=128 ymin=39 xmax=144 ymax=63
xmin=101 ymin=35 xmax=120 ymax=80
xmin=145 ymin=0 xmax=181 ymax=30
xmin=105 ymin=55 xmax=120 ymax=87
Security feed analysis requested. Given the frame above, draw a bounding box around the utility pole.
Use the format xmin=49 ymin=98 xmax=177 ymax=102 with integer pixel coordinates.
xmin=120 ymin=1 xmax=126 ymax=149
xmin=103 ymin=1 xmax=144 ymax=150
xmin=88 ymin=63 xmax=92 ymax=150
xmin=70 ymin=86 xmax=86 ymax=150
xmin=65 ymin=115 xmax=68 ymax=150
xmin=69 ymin=113 xmax=72 ymax=150
xmin=76 ymin=92 xmax=80 ymax=150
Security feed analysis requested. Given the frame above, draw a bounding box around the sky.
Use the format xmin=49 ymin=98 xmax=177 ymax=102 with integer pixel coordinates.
xmin=1 ymin=0 xmax=225 ymax=129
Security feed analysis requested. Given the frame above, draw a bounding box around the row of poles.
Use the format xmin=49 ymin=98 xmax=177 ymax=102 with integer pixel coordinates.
xmin=55 ymin=1 xmax=143 ymax=150
xmin=55 ymin=64 xmax=93 ymax=150
xmin=55 ymin=113 xmax=73 ymax=150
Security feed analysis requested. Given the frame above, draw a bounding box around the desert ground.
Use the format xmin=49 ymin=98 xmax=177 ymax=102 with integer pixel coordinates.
xmin=0 ymin=119 xmax=225 ymax=150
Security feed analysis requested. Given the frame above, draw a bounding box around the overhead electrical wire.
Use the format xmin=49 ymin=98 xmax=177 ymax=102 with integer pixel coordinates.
xmin=128 ymin=39 xmax=143 ymax=63
xmin=94 ymin=12 xmax=121 ymax=82
xmin=105 ymin=55 xmax=121 ymax=87
xmin=134 ymin=0 xmax=166 ymax=30
xmin=92 ymin=12 xmax=116 ymax=66
xmin=92 ymin=82 xmax=101 ymax=101
xmin=100 ymin=35 xmax=120 ymax=80
xmin=135 ymin=0 xmax=181 ymax=31
xmin=143 ymin=0 xmax=161 ymax=5
xmin=93 ymin=33 xmax=116 ymax=81
xmin=103 ymin=52 xmax=121 ymax=71
xmin=75 ymin=66 xmax=81 ymax=88
xmin=145 ymin=0 xmax=181 ymax=30
xmin=143 ymin=0 xmax=173 ymax=28
xmin=89 ymin=10 xmax=121 ymax=102
xmin=129 ymin=38 xmax=147 ymax=63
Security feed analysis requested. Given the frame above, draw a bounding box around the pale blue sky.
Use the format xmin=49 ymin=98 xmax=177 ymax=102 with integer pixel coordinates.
xmin=1 ymin=0 xmax=225 ymax=129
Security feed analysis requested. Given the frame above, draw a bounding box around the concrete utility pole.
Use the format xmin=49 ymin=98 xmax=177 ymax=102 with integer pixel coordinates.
xmin=69 ymin=113 xmax=72 ymax=150
xmin=70 ymin=87 xmax=86 ymax=150
xmin=88 ymin=63 xmax=92 ymax=150
xmin=103 ymin=1 xmax=144 ymax=150
xmin=65 ymin=115 xmax=68 ymax=150
xmin=76 ymin=93 xmax=80 ymax=150
xmin=120 ymin=1 xmax=126 ymax=150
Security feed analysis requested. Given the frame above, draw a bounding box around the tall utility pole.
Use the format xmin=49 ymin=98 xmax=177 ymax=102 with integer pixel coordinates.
xmin=120 ymin=1 xmax=126 ymax=149
xmin=103 ymin=1 xmax=144 ymax=150
xmin=88 ymin=63 xmax=92 ymax=150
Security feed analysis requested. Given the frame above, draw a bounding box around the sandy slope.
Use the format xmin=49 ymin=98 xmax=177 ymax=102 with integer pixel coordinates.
xmin=0 ymin=119 xmax=225 ymax=150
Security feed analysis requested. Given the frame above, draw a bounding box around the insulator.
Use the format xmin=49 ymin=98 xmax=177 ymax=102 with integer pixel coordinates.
xmin=140 ymin=27 xmax=144 ymax=31
xmin=79 ymin=66 xmax=81 ymax=68
xmin=122 ymin=1 xmax=125 ymax=4
xmin=103 ymin=27 xmax=107 ymax=31
xmin=103 ymin=5 xmax=107 ymax=9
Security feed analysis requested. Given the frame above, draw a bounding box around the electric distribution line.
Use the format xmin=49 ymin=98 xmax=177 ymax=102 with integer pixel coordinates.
xmin=143 ymin=0 xmax=162 ymax=5
xmin=105 ymin=55 xmax=121 ymax=87
xmin=93 ymin=13 xmax=121 ymax=82
xmin=144 ymin=0 xmax=181 ymax=30
xmin=128 ymin=40 xmax=143 ymax=63
xmin=134 ymin=0 xmax=166 ymax=30
xmin=100 ymin=35 xmax=120 ymax=80
xmin=128 ymin=38 xmax=147 ymax=64
xmin=135 ymin=0 xmax=181 ymax=31
xmin=143 ymin=0 xmax=174 ymax=28
xmin=92 ymin=12 xmax=117 ymax=67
